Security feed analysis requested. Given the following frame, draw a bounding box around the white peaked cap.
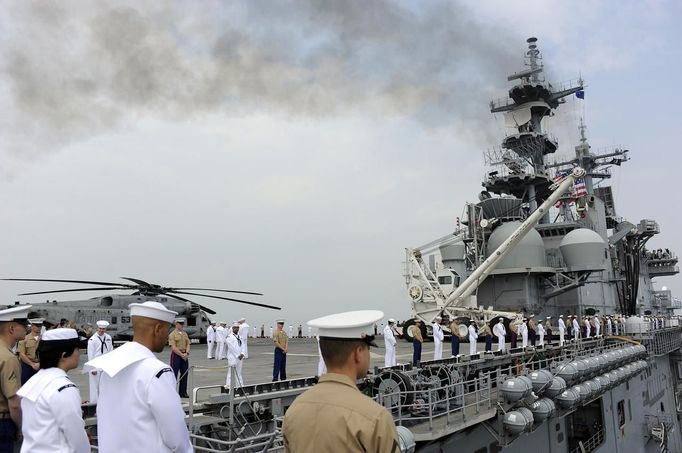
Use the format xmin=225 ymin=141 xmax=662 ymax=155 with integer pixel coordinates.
xmin=128 ymin=301 xmax=177 ymax=324
xmin=0 ymin=305 xmax=32 ymax=322
xmin=42 ymin=328 xmax=78 ymax=341
xmin=308 ymin=310 xmax=383 ymax=344
xmin=29 ymin=318 xmax=44 ymax=325
xmin=388 ymin=318 xmax=396 ymax=323
xmin=175 ymin=318 xmax=186 ymax=324
xmin=96 ymin=320 xmax=110 ymax=328
xmin=276 ymin=319 xmax=285 ymax=324
xmin=546 ymin=316 xmax=551 ymax=320
xmin=559 ymin=315 xmax=563 ymax=318
xmin=239 ymin=318 xmax=246 ymax=322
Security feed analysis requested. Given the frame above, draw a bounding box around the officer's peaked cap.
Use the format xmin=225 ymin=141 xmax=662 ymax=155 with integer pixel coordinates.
xmin=0 ymin=305 xmax=31 ymax=323
xmin=308 ymin=310 xmax=383 ymax=347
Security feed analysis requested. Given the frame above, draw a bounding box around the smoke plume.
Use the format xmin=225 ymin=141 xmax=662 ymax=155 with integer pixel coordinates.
xmin=1 ymin=0 xmax=521 ymax=158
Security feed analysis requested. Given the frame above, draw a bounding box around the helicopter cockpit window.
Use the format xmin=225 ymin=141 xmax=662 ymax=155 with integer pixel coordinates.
xmin=188 ymin=317 xmax=196 ymax=327
xmin=100 ymin=297 xmax=113 ymax=307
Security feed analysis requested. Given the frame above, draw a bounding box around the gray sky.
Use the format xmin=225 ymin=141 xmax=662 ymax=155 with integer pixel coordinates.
xmin=2 ymin=0 xmax=681 ymax=327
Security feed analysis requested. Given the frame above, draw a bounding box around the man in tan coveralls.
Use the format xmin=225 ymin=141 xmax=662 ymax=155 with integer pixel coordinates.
xmin=283 ymin=310 xmax=399 ymax=453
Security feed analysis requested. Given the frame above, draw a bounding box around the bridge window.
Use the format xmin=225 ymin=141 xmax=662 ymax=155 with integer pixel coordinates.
xmin=438 ymin=276 xmax=453 ymax=285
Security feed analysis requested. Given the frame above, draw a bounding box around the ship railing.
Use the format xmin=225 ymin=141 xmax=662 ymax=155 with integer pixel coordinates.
xmin=375 ymin=372 xmax=495 ymax=435
xmin=189 ymin=431 xmax=281 ymax=452
xmin=568 ymin=427 xmax=604 ymax=453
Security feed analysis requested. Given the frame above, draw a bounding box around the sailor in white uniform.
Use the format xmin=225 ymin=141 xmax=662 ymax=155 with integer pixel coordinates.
xmin=432 ymin=316 xmax=444 ymax=360
xmin=206 ymin=322 xmax=216 ymax=359
xmin=383 ymin=319 xmax=397 ymax=367
xmin=238 ymin=317 xmax=250 ymax=359
xmin=520 ymin=319 xmax=529 ymax=348
xmin=86 ymin=320 xmax=113 ymax=404
xmin=468 ymin=321 xmax=478 ymax=356
xmin=18 ymin=328 xmax=90 ymax=453
xmin=225 ymin=322 xmax=246 ymax=389
xmin=316 ymin=335 xmax=327 ymax=376
xmin=493 ymin=318 xmax=506 ymax=352
xmin=216 ymin=322 xmax=227 ymax=359
xmin=85 ymin=301 xmax=192 ymax=453
xmin=558 ymin=315 xmax=566 ymax=345
xmin=594 ymin=316 xmax=601 ymax=337
xmin=537 ymin=318 xmax=545 ymax=346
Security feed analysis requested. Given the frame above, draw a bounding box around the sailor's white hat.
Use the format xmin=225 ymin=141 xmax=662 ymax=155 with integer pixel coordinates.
xmin=238 ymin=317 xmax=246 ymax=322
xmin=232 ymin=322 xmax=240 ymax=327
xmin=435 ymin=316 xmax=442 ymax=320
xmin=128 ymin=301 xmax=177 ymax=324
xmin=42 ymin=328 xmax=79 ymax=341
xmin=559 ymin=314 xmax=563 ymax=318
xmin=29 ymin=318 xmax=44 ymax=325
xmin=0 ymin=305 xmax=32 ymax=322
xmin=96 ymin=320 xmax=109 ymax=329
xmin=388 ymin=318 xmax=396 ymax=323
xmin=39 ymin=328 xmax=88 ymax=348
xmin=308 ymin=310 xmax=383 ymax=347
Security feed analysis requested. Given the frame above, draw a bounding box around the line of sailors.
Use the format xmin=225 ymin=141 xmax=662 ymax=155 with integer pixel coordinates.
xmin=384 ymin=313 xmax=634 ymax=367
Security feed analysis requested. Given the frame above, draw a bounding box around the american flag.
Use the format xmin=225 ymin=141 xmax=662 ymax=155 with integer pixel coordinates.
xmin=572 ymin=178 xmax=588 ymax=197
xmin=553 ymin=169 xmax=571 ymax=207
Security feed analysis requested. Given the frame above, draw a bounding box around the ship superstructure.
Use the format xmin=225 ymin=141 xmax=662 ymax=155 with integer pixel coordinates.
xmin=390 ymin=37 xmax=682 ymax=453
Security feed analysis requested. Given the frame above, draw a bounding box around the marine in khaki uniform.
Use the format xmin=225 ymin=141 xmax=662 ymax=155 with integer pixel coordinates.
xmin=283 ymin=310 xmax=399 ymax=453
xmin=272 ymin=320 xmax=288 ymax=381
xmin=17 ymin=318 xmax=42 ymax=385
xmin=168 ymin=319 xmax=191 ymax=398
xmin=0 ymin=304 xmax=32 ymax=451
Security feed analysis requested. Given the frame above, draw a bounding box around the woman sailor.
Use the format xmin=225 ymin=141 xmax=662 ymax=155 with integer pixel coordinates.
xmin=17 ymin=328 xmax=90 ymax=453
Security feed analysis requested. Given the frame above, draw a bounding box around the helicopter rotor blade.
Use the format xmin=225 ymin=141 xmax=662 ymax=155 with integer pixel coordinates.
xmin=170 ymin=291 xmax=281 ymax=310
xmin=120 ymin=277 xmax=153 ymax=287
xmin=2 ymin=278 xmax=135 ymax=287
xmin=164 ymin=293 xmax=218 ymax=315
xmin=17 ymin=287 xmax=133 ymax=296
xmin=197 ymin=304 xmax=217 ymax=315
xmin=169 ymin=287 xmax=263 ymax=296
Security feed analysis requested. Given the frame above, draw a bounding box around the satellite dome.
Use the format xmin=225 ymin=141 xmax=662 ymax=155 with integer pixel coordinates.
xmin=559 ymin=228 xmax=607 ymax=269
xmin=487 ymin=221 xmax=546 ymax=269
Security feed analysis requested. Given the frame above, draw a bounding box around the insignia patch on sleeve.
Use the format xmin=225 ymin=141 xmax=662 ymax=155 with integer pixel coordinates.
xmin=156 ymin=367 xmax=173 ymax=378
xmin=58 ymin=384 xmax=77 ymax=392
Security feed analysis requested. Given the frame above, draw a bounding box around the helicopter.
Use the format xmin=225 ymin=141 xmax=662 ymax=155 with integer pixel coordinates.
xmin=1 ymin=277 xmax=280 ymax=342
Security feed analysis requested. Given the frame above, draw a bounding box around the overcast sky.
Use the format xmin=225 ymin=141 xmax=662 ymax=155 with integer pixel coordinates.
xmin=1 ymin=0 xmax=681 ymax=327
